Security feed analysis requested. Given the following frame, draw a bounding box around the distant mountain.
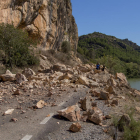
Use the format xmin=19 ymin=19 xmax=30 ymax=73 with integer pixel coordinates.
xmin=78 ymin=32 xmax=140 ymax=65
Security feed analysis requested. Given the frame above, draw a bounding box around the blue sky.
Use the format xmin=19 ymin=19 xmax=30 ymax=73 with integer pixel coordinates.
xmin=71 ymin=0 xmax=140 ymax=46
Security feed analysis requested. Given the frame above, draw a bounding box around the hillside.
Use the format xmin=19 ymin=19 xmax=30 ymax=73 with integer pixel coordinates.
xmin=78 ymin=32 xmax=140 ymax=78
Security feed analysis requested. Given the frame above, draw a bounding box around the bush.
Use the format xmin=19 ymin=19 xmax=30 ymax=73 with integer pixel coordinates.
xmin=0 ymin=23 xmax=39 ymax=67
xmin=61 ymin=41 xmax=71 ymax=53
xmin=123 ymin=109 xmax=140 ymax=140
xmin=97 ymin=55 xmax=125 ymax=74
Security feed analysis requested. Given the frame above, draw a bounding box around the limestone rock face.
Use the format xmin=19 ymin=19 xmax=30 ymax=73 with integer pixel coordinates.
xmin=0 ymin=0 xmax=78 ymax=51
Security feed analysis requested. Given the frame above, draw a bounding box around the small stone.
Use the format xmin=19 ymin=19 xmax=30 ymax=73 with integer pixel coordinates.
xmin=105 ymin=115 xmax=112 ymax=119
xmin=111 ymin=99 xmax=118 ymax=106
xmin=46 ymin=114 xmax=50 ymax=117
xmin=10 ymin=118 xmax=18 ymax=122
xmin=34 ymin=100 xmax=47 ymax=109
xmin=13 ymin=89 xmax=21 ymax=95
xmin=3 ymin=109 xmax=14 ymax=116
xmin=69 ymin=122 xmax=81 ymax=132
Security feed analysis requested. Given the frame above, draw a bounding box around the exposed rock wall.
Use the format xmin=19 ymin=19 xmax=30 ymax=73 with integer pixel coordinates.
xmin=0 ymin=0 xmax=78 ymax=51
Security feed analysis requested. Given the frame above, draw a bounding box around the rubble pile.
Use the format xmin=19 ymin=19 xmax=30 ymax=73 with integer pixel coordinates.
xmin=0 ymin=56 xmax=139 ymax=139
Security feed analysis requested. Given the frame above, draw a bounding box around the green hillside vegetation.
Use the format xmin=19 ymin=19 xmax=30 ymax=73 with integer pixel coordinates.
xmin=78 ymin=32 xmax=140 ymax=78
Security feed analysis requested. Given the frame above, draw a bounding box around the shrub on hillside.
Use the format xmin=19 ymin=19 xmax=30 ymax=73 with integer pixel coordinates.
xmin=123 ymin=108 xmax=140 ymax=140
xmin=0 ymin=23 xmax=39 ymax=68
xmin=61 ymin=41 xmax=71 ymax=53
xmin=97 ymin=55 xmax=125 ymax=74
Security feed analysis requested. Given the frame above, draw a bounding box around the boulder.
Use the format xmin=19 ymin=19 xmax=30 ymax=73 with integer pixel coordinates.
xmin=105 ymin=86 xmax=116 ymax=95
xmin=88 ymin=107 xmax=103 ymax=125
xmin=94 ymin=69 xmax=102 ymax=74
xmin=107 ymin=78 xmax=117 ymax=87
xmin=0 ymin=70 xmax=15 ymax=81
xmin=40 ymin=54 xmax=47 ymax=60
xmin=57 ymin=105 xmax=81 ymax=122
xmin=134 ymin=90 xmax=140 ymax=97
xmin=60 ymin=79 xmax=70 ymax=84
xmin=80 ymin=97 xmax=92 ymax=111
xmin=78 ymin=65 xmax=91 ymax=73
xmin=111 ymin=99 xmax=119 ymax=106
xmin=135 ymin=106 xmax=140 ymax=113
xmin=52 ymin=63 xmax=67 ymax=72
xmin=13 ymin=89 xmax=21 ymax=95
xmin=75 ymin=76 xmax=88 ymax=85
xmin=67 ymin=67 xmax=74 ymax=74
xmin=10 ymin=118 xmax=18 ymax=122
xmin=3 ymin=109 xmax=14 ymax=115
xmin=100 ymin=90 xmax=110 ymax=100
xmin=105 ymin=115 xmax=112 ymax=119
xmin=69 ymin=122 xmax=82 ymax=132
xmin=34 ymin=100 xmax=47 ymax=109
xmin=58 ymin=73 xmax=72 ymax=81
xmin=118 ymin=114 xmax=131 ymax=131
xmin=50 ymin=72 xmax=63 ymax=81
xmin=90 ymin=89 xmax=100 ymax=97
xmin=116 ymin=73 xmax=128 ymax=85
xmin=22 ymin=68 xmax=36 ymax=79
xmin=15 ymin=73 xmax=28 ymax=84
xmin=88 ymin=80 xmax=99 ymax=88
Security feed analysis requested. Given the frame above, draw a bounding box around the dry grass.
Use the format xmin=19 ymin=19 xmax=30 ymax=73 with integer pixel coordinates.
xmin=38 ymin=49 xmax=77 ymax=66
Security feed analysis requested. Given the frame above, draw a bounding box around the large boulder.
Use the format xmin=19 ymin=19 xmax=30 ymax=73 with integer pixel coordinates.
xmin=90 ymin=89 xmax=101 ymax=97
xmin=105 ymin=86 xmax=116 ymax=95
xmin=88 ymin=80 xmax=99 ymax=88
xmin=58 ymin=73 xmax=73 ymax=81
xmin=80 ymin=97 xmax=92 ymax=111
xmin=134 ymin=90 xmax=140 ymax=97
xmin=52 ymin=64 xmax=67 ymax=72
xmin=100 ymin=90 xmax=110 ymax=100
xmin=88 ymin=107 xmax=103 ymax=125
xmin=50 ymin=71 xmax=63 ymax=81
xmin=75 ymin=76 xmax=88 ymax=85
xmin=107 ymin=78 xmax=117 ymax=87
xmin=15 ymin=73 xmax=28 ymax=84
xmin=0 ymin=70 xmax=15 ymax=81
xmin=116 ymin=73 xmax=128 ymax=85
xmin=22 ymin=68 xmax=36 ymax=79
xmin=78 ymin=65 xmax=91 ymax=73
xmin=57 ymin=105 xmax=81 ymax=122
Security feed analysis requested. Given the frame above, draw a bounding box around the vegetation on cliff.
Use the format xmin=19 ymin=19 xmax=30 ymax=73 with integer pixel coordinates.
xmin=78 ymin=32 xmax=140 ymax=78
xmin=0 ymin=23 xmax=39 ymax=68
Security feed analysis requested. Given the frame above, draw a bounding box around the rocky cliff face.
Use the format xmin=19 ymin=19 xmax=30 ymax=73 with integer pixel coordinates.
xmin=0 ymin=0 xmax=78 ymax=51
